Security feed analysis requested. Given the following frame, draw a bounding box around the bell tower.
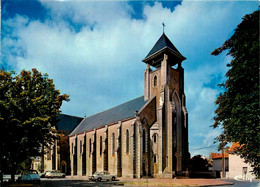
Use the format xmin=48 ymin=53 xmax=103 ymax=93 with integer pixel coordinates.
xmin=142 ymin=33 xmax=189 ymax=178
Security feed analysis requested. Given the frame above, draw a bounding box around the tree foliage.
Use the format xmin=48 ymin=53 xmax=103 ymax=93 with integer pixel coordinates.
xmin=0 ymin=68 xmax=69 ymax=179
xmin=189 ymin=155 xmax=209 ymax=172
xmin=211 ymin=10 xmax=259 ymax=177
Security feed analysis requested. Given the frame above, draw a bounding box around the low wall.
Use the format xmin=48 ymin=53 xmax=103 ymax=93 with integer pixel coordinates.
xmin=189 ymin=171 xmax=216 ymax=178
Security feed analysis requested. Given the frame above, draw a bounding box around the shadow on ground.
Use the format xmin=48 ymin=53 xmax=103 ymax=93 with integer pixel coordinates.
xmin=1 ymin=179 xmax=123 ymax=187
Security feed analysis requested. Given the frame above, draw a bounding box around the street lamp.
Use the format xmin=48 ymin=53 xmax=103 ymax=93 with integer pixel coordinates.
xmin=243 ymin=167 xmax=247 ymax=180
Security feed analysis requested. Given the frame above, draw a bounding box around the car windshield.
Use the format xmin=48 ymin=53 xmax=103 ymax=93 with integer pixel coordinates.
xmin=94 ymin=171 xmax=101 ymax=175
xmin=23 ymin=170 xmax=38 ymax=174
xmin=29 ymin=170 xmax=38 ymax=174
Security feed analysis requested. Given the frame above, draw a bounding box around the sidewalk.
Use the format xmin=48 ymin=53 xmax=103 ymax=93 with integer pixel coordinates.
xmin=66 ymin=176 xmax=233 ymax=186
xmin=118 ymin=178 xmax=233 ymax=186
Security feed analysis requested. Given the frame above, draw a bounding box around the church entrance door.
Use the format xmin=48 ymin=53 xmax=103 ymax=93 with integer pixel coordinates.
xmin=61 ymin=161 xmax=67 ymax=174
xmin=143 ymin=162 xmax=146 ymax=177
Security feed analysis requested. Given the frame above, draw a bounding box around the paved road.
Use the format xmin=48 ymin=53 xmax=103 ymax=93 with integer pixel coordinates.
xmin=40 ymin=178 xmax=122 ymax=187
xmin=219 ymin=179 xmax=259 ymax=187
xmin=2 ymin=178 xmax=259 ymax=186
xmin=40 ymin=178 xmax=259 ymax=187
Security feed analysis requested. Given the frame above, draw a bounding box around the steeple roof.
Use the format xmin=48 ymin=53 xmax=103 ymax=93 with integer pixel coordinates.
xmin=142 ymin=33 xmax=186 ymax=67
xmin=145 ymin=33 xmax=182 ymax=58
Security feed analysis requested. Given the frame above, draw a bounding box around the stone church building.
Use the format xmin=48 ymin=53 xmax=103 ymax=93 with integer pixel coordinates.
xmin=69 ymin=33 xmax=189 ymax=178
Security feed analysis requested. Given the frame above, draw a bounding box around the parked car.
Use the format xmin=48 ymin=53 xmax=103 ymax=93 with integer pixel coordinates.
xmin=45 ymin=170 xmax=65 ymax=178
xmin=89 ymin=171 xmax=116 ymax=182
xmin=39 ymin=171 xmax=51 ymax=178
xmin=17 ymin=170 xmax=40 ymax=184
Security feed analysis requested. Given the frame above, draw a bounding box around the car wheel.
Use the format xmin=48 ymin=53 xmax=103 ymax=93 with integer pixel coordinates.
xmin=97 ymin=177 xmax=102 ymax=182
xmin=62 ymin=175 xmax=65 ymax=178
xmin=112 ymin=176 xmax=116 ymax=181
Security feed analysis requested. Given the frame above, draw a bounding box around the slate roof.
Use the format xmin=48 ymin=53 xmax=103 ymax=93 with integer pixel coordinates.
xmin=145 ymin=33 xmax=184 ymax=59
xmin=70 ymin=96 xmax=147 ymax=136
xmin=56 ymin=114 xmax=83 ymax=133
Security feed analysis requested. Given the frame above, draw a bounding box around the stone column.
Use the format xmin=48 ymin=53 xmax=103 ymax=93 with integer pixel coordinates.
xmin=101 ymin=137 xmax=104 ymax=172
xmin=115 ymin=122 xmax=121 ymax=176
xmin=84 ymin=132 xmax=87 ymax=176
xmin=144 ymin=63 xmax=151 ymax=100
xmin=173 ymin=91 xmax=182 ymax=172
xmin=131 ymin=122 xmax=135 ymax=178
xmin=89 ymin=153 xmax=92 ymax=175
xmin=167 ymin=96 xmax=176 ymax=176
xmin=103 ymin=126 xmax=107 ymax=172
xmin=158 ymin=88 xmax=164 ymax=176
xmin=161 ymin=54 xmax=168 ymax=86
xmin=70 ymin=138 xmax=74 ymax=176
xmin=135 ymin=117 xmax=142 ymax=178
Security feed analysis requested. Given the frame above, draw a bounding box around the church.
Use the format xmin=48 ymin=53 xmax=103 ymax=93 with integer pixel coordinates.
xmin=69 ymin=32 xmax=189 ymax=178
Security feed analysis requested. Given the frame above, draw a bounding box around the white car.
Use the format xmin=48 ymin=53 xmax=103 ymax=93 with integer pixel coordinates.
xmin=45 ymin=170 xmax=66 ymax=178
xmin=17 ymin=170 xmax=40 ymax=184
xmin=89 ymin=171 xmax=116 ymax=182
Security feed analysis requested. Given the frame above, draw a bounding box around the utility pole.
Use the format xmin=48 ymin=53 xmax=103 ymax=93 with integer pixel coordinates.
xmin=222 ymin=147 xmax=229 ymax=178
xmin=222 ymin=148 xmax=225 ymax=178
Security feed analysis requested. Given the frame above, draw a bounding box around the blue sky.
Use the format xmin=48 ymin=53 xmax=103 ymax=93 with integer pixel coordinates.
xmin=1 ymin=0 xmax=258 ymax=157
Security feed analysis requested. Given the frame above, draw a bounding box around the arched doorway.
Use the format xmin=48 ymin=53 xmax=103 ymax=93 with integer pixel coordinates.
xmin=143 ymin=162 xmax=146 ymax=177
xmin=142 ymin=156 xmax=148 ymax=178
xmin=61 ymin=161 xmax=67 ymax=174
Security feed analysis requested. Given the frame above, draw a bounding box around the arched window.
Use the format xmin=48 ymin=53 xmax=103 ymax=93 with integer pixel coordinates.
xmin=153 ymin=134 xmax=157 ymax=143
xmin=154 ymin=155 xmax=157 ymax=163
xmin=143 ymin=128 xmax=146 ymax=153
xmin=89 ymin=138 xmax=91 ymax=156
xmin=126 ymin=129 xmax=129 ymax=154
xmin=153 ymin=75 xmax=158 ymax=87
xmin=112 ymin=132 xmax=115 ymax=156
xmin=100 ymin=136 xmax=102 ymax=156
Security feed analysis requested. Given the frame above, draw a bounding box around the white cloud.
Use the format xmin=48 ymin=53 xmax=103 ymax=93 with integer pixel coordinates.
xmin=2 ymin=1 xmax=258 ymax=157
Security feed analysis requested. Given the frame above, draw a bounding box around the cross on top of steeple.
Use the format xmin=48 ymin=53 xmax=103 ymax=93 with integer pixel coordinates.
xmin=162 ymin=22 xmax=165 ymax=33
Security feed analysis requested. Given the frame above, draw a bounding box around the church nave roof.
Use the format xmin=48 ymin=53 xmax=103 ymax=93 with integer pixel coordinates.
xmin=70 ymin=96 xmax=147 ymax=136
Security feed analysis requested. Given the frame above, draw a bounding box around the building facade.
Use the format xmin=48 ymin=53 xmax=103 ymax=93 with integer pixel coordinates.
xmin=31 ymin=114 xmax=83 ymax=174
xmin=227 ymin=143 xmax=256 ymax=179
xmin=210 ymin=152 xmax=229 ymax=178
xmin=69 ymin=33 xmax=189 ymax=178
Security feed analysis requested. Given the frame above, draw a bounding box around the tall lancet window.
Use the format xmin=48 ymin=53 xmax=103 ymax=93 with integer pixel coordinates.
xmin=112 ymin=132 xmax=115 ymax=156
xmin=100 ymin=136 xmax=102 ymax=156
xmin=143 ymin=128 xmax=146 ymax=153
xmin=89 ymin=138 xmax=91 ymax=156
xmin=153 ymin=75 xmax=158 ymax=87
xmin=126 ymin=129 xmax=129 ymax=154
xmin=80 ymin=140 xmax=82 ymax=154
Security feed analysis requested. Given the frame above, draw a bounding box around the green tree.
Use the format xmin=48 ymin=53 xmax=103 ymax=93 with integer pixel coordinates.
xmin=0 ymin=68 xmax=69 ymax=182
xmin=189 ymin=155 xmax=209 ymax=172
xmin=211 ymin=10 xmax=259 ymax=177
